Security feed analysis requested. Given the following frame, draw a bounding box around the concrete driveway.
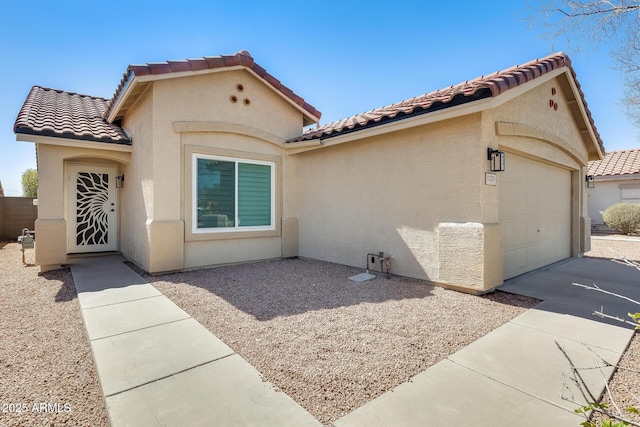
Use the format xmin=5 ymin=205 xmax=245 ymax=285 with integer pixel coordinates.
xmin=336 ymin=257 xmax=639 ymax=426
xmin=500 ymin=257 xmax=640 ymax=324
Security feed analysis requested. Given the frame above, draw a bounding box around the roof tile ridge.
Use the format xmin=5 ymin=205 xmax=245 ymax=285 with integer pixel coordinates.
xmin=35 ymin=85 xmax=112 ymax=102
xmin=291 ymin=52 xmax=576 ymax=143
xmin=107 ymin=50 xmax=320 ymax=121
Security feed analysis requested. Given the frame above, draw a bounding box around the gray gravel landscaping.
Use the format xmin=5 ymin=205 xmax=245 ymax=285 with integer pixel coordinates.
xmin=585 ymin=236 xmax=640 ymax=425
xmin=4 ymin=235 xmax=637 ymax=426
xmin=137 ymin=258 xmax=539 ymax=424
xmin=0 ymin=242 xmax=108 ymax=427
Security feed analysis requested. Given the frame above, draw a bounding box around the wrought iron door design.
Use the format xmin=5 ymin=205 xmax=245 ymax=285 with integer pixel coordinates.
xmin=67 ymin=164 xmax=118 ymax=253
xmin=76 ymin=172 xmax=109 ymax=246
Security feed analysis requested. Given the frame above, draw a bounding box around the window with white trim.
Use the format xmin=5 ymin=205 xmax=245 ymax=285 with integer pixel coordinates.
xmin=193 ymin=154 xmax=275 ymax=233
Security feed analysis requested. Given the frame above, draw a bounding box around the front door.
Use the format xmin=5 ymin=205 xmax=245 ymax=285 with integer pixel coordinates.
xmin=67 ymin=164 xmax=118 ymax=253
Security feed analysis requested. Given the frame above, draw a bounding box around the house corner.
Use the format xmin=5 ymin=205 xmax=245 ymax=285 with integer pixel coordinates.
xmin=438 ymin=222 xmax=503 ymax=293
xmin=34 ymin=218 xmax=67 ymax=271
xmin=147 ymin=219 xmax=185 ymax=273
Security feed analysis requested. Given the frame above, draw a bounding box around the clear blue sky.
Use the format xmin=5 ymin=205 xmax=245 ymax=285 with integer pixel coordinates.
xmin=0 ymin=1 xmax=635 ymax=196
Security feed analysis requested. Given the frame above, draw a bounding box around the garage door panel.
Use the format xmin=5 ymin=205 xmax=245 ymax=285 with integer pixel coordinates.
xmin=503 ymin=219 xmax=516 ymax=248
xmin=500 ymin=154 xmax=571 ymax=279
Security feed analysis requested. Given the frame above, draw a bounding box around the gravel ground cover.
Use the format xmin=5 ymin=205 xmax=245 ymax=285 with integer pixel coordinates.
xmin=585 ymin=236 xmax=640 ymax=425
xmin=0 ymin=242 xmax=108 ymax=427
xmin=140 ymin=258 xmax=538 ymax=424
xmin=3 ymin=235 xmax=634 ymax=427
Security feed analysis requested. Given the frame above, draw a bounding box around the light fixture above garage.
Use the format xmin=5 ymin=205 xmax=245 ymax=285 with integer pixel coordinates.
xmin=487 ymin=148 xmax=505 ymax=172
xmin=585 ymin=175 xmax=595 ymax=188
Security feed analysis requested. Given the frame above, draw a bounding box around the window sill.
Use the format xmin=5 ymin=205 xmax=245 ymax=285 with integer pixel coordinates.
xmin=185 ymin=227 xmax=280 ymax=241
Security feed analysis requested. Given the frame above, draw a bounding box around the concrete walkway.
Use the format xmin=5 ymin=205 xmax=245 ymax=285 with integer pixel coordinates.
xmin=334 ymin=257 xmax=640 ymax=426
xmin=69 ymin=255 xmax=319 ymax=427
xmin=71 ymin=255 xmax=640 ymax=426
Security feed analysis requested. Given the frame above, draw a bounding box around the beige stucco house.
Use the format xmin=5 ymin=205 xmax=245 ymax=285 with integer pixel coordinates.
xmin=14 ymin=51 xmax=604 ymax=293
xmin=588 ymin=148 xmax=640 ymax=231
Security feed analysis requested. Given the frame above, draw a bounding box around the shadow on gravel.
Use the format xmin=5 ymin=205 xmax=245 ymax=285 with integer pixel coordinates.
xmin=132 ymin=258 xmax=535 ymax=321
xmin=45 ymin=268 xmax=77 ymax=303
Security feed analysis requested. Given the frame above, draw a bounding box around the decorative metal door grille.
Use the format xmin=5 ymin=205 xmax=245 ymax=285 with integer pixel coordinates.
xmin=76 ymin=172 xmax=109 ymax=246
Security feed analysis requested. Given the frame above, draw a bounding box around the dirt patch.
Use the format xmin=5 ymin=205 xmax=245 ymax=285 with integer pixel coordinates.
xmin=137 ymin=258 xmax=538 ymax=424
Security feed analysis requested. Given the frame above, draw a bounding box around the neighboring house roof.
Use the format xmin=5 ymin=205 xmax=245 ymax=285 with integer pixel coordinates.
xmin=288 ymin=52 xmax=605 ymax=156
xmin=14 ymin=87 xmax=131 ymax=145
xmin=107 ymin=50 xmax=321 ymax=126
xmin=588 ymin=148 xmax=640 ymax=177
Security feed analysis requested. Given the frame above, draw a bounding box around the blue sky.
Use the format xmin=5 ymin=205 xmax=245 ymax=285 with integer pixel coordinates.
xmin=0 ymin=1 xmax=635 ymax=196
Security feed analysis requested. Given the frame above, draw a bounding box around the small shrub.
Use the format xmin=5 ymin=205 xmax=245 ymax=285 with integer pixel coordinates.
xmin=602 ymin=203 xmax=640 ymax=235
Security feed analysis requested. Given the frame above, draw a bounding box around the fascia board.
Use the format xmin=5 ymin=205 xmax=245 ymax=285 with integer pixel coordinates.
xmin=16 ymin=134 xmax=133 ymax=153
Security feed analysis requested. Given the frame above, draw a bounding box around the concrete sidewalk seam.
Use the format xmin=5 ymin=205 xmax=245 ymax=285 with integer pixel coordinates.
xmin=80 ymin=293 xmax=162 ymax=310
xmin=103 ymin=352 xmax=237 ymax=398
xmin=508 ymin=319 xmax=628 ymax=356
xmin=444 ymin=356 xmax=583 ymax=416
xmin=85 ymin=316 xmax=191 ymax=341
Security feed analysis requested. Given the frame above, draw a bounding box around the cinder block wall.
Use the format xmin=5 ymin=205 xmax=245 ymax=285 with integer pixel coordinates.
xmin=0 ymin=197 xmax=37 ymax=240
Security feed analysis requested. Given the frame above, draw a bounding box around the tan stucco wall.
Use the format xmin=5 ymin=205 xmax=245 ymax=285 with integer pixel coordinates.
xmin=180 ymin=138 xmax=283 ymax=269
xmin=121 ymin=86 xmax=154 ymax=271
xmin=438 ymin=222 xmax=502 ymax=292
xmin=120 ymin=69 xmax=304 ymax=272
xmin=486 ymin=75 xmax=592 ymax=264
xmin=34 ymin=144 xmax=130 ymax=270
xmin=289 ymin=74 xmax=595 ymax=292
xmin=31 ymin=67 xmax=596 ymax=289
xmin=291 ymin=114 xmax=484 ymax=283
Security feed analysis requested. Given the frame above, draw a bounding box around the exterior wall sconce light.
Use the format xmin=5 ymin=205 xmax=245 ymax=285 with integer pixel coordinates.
xmin=487 ymin=148 xmax=505 ymax=172
xmin=116 ymin=174 xmax=125 ymax=188
xmin=585 ymin=175 xmax=595 ymax=188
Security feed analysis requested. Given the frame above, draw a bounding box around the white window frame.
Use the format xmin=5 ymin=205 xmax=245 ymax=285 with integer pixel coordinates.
xmin=192 ymin=154 xmax=276 ymax=234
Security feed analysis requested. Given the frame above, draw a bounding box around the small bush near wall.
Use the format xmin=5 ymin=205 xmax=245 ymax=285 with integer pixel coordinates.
xmin=602 ymin=202 xmax=640 ymax=235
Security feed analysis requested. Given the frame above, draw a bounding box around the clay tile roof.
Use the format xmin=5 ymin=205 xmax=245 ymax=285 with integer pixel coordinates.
xmin=588 ymin=148 xmax=640 ymax=177
xmin=108 ymin=50 xmax=321 ymax=121
xmin=289 ymin=52 xmax=604 ymax=154
xmin=14 ymin=86 xmax=130 ymax=145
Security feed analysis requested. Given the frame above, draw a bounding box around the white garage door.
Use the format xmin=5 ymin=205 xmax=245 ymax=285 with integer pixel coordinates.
xmin=500 ymin=154 xmax=571 ymax=279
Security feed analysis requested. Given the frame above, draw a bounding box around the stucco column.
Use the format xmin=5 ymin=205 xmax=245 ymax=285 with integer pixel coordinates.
xmin=34 ymin=144 xmax=67 ymax=271
xmin=438 ymin=222 xmax=503 ymax=293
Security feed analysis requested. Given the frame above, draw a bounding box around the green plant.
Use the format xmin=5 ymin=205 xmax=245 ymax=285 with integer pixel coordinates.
xmin=21 ymin=168 xmax=38 ymax=198
xmin=575 ymin=402 xmax=638 ymax=426
xmin=602 ymin=203 xmax=640 ymax=235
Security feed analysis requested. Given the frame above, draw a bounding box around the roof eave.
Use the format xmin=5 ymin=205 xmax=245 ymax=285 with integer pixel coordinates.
xmin=558 ymin=68 xmax=604 ymax=161
xmin=288 ymin=65 xmax=606 ymax=160
xmin=16 ymin=131 xmax=132 ymax=151
xmin=286 ymin=96 xmax=496 ymax=154
xmin=593 ymin=173 xmax=640 ymax=181
xmin=106 ymin=70 xmax=136 ymax=123
xmin=243 ymin=67 xmax=320 ymax=127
